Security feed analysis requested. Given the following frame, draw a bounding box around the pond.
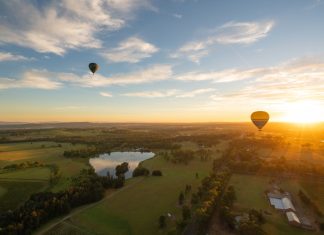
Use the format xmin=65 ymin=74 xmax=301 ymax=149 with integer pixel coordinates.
xmin=89 ymin=152 xmax=155 ymax=178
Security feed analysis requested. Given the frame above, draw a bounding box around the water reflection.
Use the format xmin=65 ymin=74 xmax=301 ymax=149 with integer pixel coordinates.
xmin=89 ymin=152 xmax=155 ymax=178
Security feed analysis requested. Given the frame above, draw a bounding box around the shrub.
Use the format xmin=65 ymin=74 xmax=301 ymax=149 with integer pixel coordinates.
xmin=152 ymin=170 xmax=162 ymax=176
xmin=132 ymin=166 xmax=150 ymax=177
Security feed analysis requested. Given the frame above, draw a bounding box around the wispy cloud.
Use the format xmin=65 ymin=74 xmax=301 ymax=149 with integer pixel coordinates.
xmin=0 ymin=70 xmax=62 ymax=90
xmin=72 ymin=64 xmax=172 ymax=87
xmin=173 ymin=13 xmax=183 ymax=19
xmin=215 ymin=21 xmax=274 ymax=44
xmin=172 ymin=20 xmax=275 ymax=63
xmin=100 ymin=91 xmax=113 ymax=97
xmin=0 ymin=1 xmax=153 ymax=55
xmin=208 ymin=58 xmax=324 ymax=107
xmin=100 ymin=37 xmax=159 ymax=63
xmin=176 ymin=88 xmax=215 ymax=97
xmin=175 ymin=68 xmax=265 ymax=82
xmin=0 ymin=64 xmax=172 ymax=90
xmin=122 ymin=88 xmax=215 ymax=98
xmin=123 ymin=89 xmax=180 ymax=98
xmin=0 ymin=52 xmax=31 ymax=62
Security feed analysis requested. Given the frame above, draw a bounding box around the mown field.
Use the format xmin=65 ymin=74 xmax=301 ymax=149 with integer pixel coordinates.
xmin=230 ymin=174 xmax=323 ymax=235
xmin=41 ymin=141 xmax=226 ymax=235
xmin=0 ymin=141 xmax=89 ymax=211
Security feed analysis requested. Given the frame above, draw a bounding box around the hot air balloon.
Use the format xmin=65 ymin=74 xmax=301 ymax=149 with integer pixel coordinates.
xmin=251 ymin=111 xmax=269 ymax=131
xmin=89 ymin=63 xmax=99 ymax=75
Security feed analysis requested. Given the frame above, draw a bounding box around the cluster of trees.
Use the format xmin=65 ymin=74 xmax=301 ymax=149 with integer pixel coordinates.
xmin=63 ymin=148 xmax=98 ymax=158
xmin=194 ymin=169 xmax=231 ymax=233
xmin=1 ymin=161 xmax=44 ymax=171
xmin=237 ymin=210 xmax=266 ymax=235
xmin=223 ymin=138 xmax=324 ymax=178
xmin=0 ymin=168 xmax=125 ymax=234
xmin=115 ymin=162 xmax=129 ymax=177
xmin=218 ymin=185 xmax=237 ymax=229
xmin=132 ymin=166 xmax=162 ymax=177
xmin=298 ymin=190 xmax=323 ymax=216
xmin=132 ymin=166 xmax=150 ymax=177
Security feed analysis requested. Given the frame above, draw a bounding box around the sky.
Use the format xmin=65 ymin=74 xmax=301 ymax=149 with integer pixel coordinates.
xmin=0 ymin=0 xmax=324 ymax=123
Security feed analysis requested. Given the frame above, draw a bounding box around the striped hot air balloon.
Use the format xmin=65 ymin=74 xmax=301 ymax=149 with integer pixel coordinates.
xmin=251 ymin=111 xmax=270 ymax=131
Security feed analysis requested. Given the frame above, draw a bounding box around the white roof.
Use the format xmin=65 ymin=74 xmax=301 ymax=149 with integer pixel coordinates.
xmin=286 ymin=211 xmax=300 ymax=224
xmin=282 ymin=197 xmax=296 ymax=211
xmin=269 ymin=197 xmax=295 ymax=211
xmin=269 ymin=198 xmax=284 ymax=209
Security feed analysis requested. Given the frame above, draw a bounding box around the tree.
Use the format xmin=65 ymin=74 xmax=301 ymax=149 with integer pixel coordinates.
xmin=115 ymin=162 xmax=129 ymax=176
xmin=133 ymin=166 xmax=150 ymax=177
xmin=159 ymin=215 xmax=166 ymax=229
xmin=179 ymin=192 xmax=185 ymax=205
xmin=152 ymin=170 xmax=162 ymax=176
xmin=182 ymin=205 xmax=191 ymax=221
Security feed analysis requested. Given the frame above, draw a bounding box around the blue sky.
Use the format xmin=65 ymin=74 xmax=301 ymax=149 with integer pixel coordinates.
xmin=0 ymin=0 xmax=324 ymax=122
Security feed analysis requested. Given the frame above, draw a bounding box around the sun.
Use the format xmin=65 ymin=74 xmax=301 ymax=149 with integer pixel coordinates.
xmin=280 ymin=101 xmax=324 ymax=123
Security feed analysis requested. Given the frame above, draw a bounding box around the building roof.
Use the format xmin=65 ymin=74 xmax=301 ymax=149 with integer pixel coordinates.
xmin=268 ymin=196 xmax=295 ymax=211
xmin=282 ymin=197 xmax=296 ymax=211
xmin=286 ymin=211 xmax=300 ymax=224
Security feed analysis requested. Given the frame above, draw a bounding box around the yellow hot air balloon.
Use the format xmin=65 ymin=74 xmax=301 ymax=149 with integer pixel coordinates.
xmin=251 ymin=111 xmax=269 ymax=131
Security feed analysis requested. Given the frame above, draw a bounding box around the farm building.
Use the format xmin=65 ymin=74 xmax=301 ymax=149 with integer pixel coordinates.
xmin=267 ymin=193 xmax=296 ymax=212
xmin=286 ymin=211 xmax=301 ymax=227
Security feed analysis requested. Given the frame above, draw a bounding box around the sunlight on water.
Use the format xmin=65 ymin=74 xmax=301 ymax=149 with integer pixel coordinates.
xmin=89 ymin=152 xmax=155 ymax=178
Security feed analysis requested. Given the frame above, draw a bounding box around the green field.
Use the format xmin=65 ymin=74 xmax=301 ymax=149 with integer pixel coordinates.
xmin=43 ymin=153 xmax=217 ymax=235
xmin=0 ymin=180 xmax=48 ymax=211
xmin=0 ymin=141 xmax=89 ymax=211
xmin=0 ymin=167 xmax=50 ymax=180
xmin=230 ymin=174 xmax=320 ymax=235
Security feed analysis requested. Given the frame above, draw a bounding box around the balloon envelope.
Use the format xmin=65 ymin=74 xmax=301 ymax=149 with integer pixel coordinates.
xmin=89 ymin=63 xmax=99 ymax=74
xmin=251 ymin=111 xmax=269 ymax=130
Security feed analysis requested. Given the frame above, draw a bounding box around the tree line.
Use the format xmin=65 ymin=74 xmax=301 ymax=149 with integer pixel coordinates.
xmin=0 ymin=168 xmax=125 ymax=235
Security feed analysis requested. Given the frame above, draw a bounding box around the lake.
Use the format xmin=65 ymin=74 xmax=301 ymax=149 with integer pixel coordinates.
xmin=89 ymin=152 xmax=155 ymax=178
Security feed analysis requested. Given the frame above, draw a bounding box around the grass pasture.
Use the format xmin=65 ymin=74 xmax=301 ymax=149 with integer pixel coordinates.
xmin=230 ymin=174 xmax=319 ymax=235
xmin=44 ymin=155 xmax=216 ymax=235
xmin=0 ymin=141 xmax=89 ymax=211
xmin=0 ymin=167 xmax=50 ymax=181
xmin=0 ymin=180 xmax=47 ymax=211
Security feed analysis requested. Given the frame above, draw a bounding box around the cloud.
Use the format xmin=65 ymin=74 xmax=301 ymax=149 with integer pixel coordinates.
xmin=0 ymin=1 xmax=152 ymax=55
xmin=215 ymin=21 xmax=275 ymax=44
xmin=100 ymin=91 xmax=113 ymax=97
xmin=0 ymin=64 xmax=172 ymax=90
xmin=122 ymin=88 xmax=215 ymax=98
xmin=71 ymin=64 xmax=172 ymax=87
xmin=176 ymin=88 xmax=215 ymax=97
xmin=173 ymin=13 xmax=183 ymax=19
xmin=0 ymin=52 xmax=30 ymax=62
xmin=176 ymin=68 xmax=265 ymax=82
xmin=123 ymin=89 xmax=180 ymax=98
xmin=0 ymin=70 xmax=62 ymax=89
xmin=172 ymin=20 xmax=274 ymax=63
xmin=208 ymin=58 xmax=324 ymax=107
xmin=101 ymin=37 xmax=159 ymax=63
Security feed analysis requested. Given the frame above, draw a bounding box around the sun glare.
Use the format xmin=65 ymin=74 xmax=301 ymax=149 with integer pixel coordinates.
xmin=280 ymin=101 xmax=324 ymax=123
